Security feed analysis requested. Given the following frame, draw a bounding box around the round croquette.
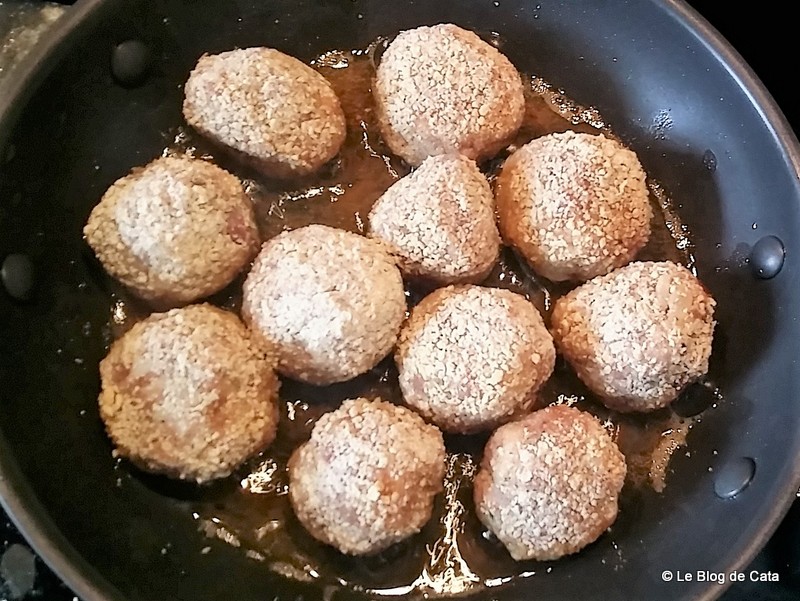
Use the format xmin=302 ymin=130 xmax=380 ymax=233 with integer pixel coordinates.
xmin=98 ymin=304 xmax=280 ymax=483
xmin=183 ymin=47 xmax=346 ymax=179
xmin=551 ymin=261 xmax=716 ymax=412
xmin=495 ymin=131 xmax=652 ymax=282
xmin=396 ymin=285 xmax=555 ymax=434
xmin=367 ymin=154 xmax=501 ymax=284
xmin=242 ymin=225 xmax=406 ymax=385
xmin=84 ymin=156 xmax=259 ymax=307
xmin=474 ymin=405 xmax=627 ymax=561
xmin=374 ymin=24 xmax=525 ymax=166
xmin=288 ymin=397 xmax=446 ymax=555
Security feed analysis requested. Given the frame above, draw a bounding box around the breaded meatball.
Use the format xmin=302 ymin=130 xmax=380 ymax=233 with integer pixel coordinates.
xmin=183 ymin=47 xmax=346 ymax=179
xmin=242 ymin=225 xmax=406 ymax=385
xmin=98 ymin=304 xmax=280 ymax=483
xmin=288 ymin=397 xmax=446 ymax=555
xmin=84 ymin=156 xmax=259 ymax=308
xmin=551 ymin=261 xmax=716 ymax=412
xmin=396 ymin=285 xmax=555 ymax=434
xmin=368 ymin=154 xmax=500 ymax=284
xmin=496 ymin=131 xmax=652 ymax=282
xmin=374 ymin=24 xmax=525 ymax=166
xmin=474 ymin=405 xmax=626 ymax=561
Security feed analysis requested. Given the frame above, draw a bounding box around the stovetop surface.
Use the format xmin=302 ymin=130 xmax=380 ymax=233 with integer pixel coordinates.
xmin=1 ymin=2 xmax=798 ymax=600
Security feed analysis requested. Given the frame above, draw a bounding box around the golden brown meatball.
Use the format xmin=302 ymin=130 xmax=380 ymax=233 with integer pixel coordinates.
xmin=98 ymin=304 xmax=280 ymax=483
xmin=84 ymin=156 xmax=259 ymax=307
xmin=474 ymin=405 xmax=626 ymax=561
xmin=242 ymin=225 xmax=406 ymax=385
xmin=396 ymin=285 xmax=555 ymax=434
xmin=496 ymin=131 xmax=651 ymax=282
xmin=551 ymin=261 xmax=716 ymax=412
xmin=183 ymin=47 xmax=346 ymax=179
xmin=374 ymin=24 xmax=525 ymax=166
xmin=368 ymin=154 xmax=500 ymax=284
xmin=288 ymin=398 xmax=446 ymax=555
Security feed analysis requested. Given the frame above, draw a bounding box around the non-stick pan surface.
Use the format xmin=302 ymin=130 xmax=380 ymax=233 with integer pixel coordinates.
xmin=2 ymin=1 xmax=800 ymax=600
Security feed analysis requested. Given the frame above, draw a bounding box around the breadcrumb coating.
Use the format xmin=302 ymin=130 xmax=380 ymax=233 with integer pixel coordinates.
xmin=551 ymin=261 xmax=716 ymax=412
xmin=288 ymin=397 xmax=446 ymax=555
xmin=396 ymin=285 xmax=555 ymax=433
xmin=374 ymin=24 xmax=525 ymax=166
xmin=183 ymin=47 xmax=346 ymax=178
xmin=496 ymin=131 xmax=651 ymax=282
xmin=474 ymin=405 xmax=626 ymax=561
xmin=368 ymin=154 xmax=500 ymax=284
xmin=84 ymin=156 xmax=259 ymax=307
xmin=242 ymin=225 xmax=406 ymax=385
xmin=98 ymin=304 xmax=280 ymax=483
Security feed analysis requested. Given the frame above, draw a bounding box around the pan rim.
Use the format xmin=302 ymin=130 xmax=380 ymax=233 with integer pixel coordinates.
xmin=1 ymin=1 xmax=800 ymax=600
xmin=1 ymin=4 xmax=123 ymax=599
xmin=0 ymin=0 xmax=105 ymax=157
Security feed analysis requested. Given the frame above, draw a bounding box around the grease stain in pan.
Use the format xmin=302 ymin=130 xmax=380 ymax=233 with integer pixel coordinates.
xmin=99 ymin=46 xmax=717 ymax=598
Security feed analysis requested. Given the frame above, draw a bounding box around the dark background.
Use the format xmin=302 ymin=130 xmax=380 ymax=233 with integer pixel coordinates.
xmin=1 ymin=1 xmax=799 ymax=600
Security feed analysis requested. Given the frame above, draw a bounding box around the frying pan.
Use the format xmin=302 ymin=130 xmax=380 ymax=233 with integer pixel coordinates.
xmin=1 ymin=1 xmax=800 ymax=600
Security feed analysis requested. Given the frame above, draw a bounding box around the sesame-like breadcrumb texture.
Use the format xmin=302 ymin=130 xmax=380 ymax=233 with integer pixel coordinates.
xmin=183 ymin=47 xmax=346 ymax=179
xmin=374 ymin=24 xmax=525 ymax=166
xmin=396 ymin=285 xmax=555 ymax=434
xmin=496 ymin=131 xmax=652 ymax=282
xmin=551 ymin=261 xmax=716 ymax=412
xmin=368 ymin=154 xmax=501 ymax=284
xmin=83 ymin=155 xmax=259 ymax=307
xmin=288 ymin=397 xmax=446 ymax=555
xmin=98 ymin=304 xmax=280 ymax=484
xmin=242 ymin=224 xmax=406 ymax=385
xmin=474 ymin=405 xmax=626 ymax=561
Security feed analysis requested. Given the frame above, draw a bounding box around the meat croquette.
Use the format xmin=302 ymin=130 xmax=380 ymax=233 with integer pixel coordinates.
xmin=474 ymin=405 xmax=627 ymax=561
xmin=288 ymin=397 xmax=446 ymax=555
xmin=551 ymin=261 xmax=716 ymax=412
xmin=367 ymin=154 xmax=500 ymax=284
xmin=183 ymin=47 xmax=347 ymax=179
xmin=242 ymin=225 xmax=406 ymax=385
xmin=396 ymin=285 xmax=555 ymax=434
xmin=98 ymin=304 xmax=280 ymax=483
xmin=496 ymin=131 xmax=652 ymax=282
xmin=84 ymin=156 xmax=259 ymax=307
xmin=374 ymin=24 xmax=525 ymax=166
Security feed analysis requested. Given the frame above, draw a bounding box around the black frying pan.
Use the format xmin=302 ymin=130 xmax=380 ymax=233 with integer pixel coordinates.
xmin=2 ymin=1 xmax=800 ymax=600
